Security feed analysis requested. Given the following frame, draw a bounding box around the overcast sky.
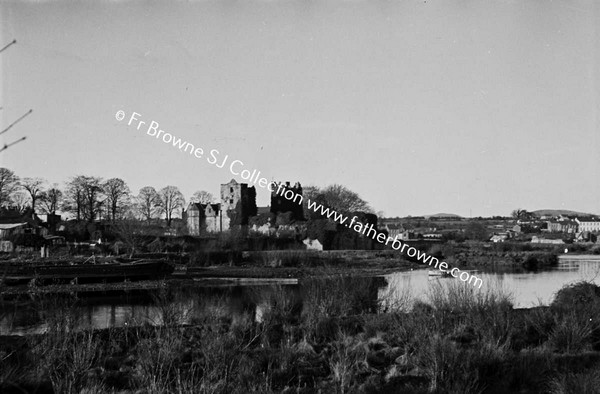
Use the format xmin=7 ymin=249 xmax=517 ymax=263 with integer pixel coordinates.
xmin=1 ymin=0 xmax=598 ymax=217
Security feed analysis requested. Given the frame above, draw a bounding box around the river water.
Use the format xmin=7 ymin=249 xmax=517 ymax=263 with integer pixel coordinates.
xmin=2 ymin=257 xmax=599 ymax=336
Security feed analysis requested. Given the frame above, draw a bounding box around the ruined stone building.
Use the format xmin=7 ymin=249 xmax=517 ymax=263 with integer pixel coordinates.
xmin=186 ymin=179 xmax=257 ymax=235
xmin=186 ymin=203 xmax=222 ymax=235
xmin=220 ymin=179 xmax=257 ymax=228
xmin=270 ymin=181 xmax=304 ymax=222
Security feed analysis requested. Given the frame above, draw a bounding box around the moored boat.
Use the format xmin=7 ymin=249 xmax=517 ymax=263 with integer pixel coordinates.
xmin=428 ymin=269 xmax=453 ymax=277
xmin=0 ymin=259 xmax=174 ymax=286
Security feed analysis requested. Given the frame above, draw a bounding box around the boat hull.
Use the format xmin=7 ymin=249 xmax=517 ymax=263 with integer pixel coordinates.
xmin=0 ymin=261 xmax=174 ymax=286
xmin=428 ymin=270 xmax=453 ymax=277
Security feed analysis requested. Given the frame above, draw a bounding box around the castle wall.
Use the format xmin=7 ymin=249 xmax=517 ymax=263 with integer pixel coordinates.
xmin=270 ymin=181 xmax=304 ymax=221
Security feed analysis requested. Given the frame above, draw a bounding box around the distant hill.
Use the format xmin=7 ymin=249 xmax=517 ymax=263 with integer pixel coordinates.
xmin=532 ymin=209 xmax=596 ymax=217
xmin=423 ymin=213 xmax=463 ymax=219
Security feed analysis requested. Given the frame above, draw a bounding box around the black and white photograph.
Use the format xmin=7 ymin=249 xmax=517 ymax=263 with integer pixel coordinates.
xmin=1 ymin=0 xmax=599 ymax=392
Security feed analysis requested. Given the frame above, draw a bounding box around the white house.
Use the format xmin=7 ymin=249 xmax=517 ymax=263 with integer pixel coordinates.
xmin=575 ymin=217 xmax=600 ymax=233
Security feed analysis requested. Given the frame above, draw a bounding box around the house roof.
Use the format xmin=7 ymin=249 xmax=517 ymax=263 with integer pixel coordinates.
xmin=0 ymin=208 xmax=41 ymax=225
xmin=577 ymin=217 xmax=600 ymax=223
xmin=206 ymin=204 xmax=221 ymax=213
xmin=0 ymin=222 xmax=28 ymax=230
xmin=559 ymin=220 xmax=577 ymax=225
xmin=188 ymin=202 xmax=202 ymax=211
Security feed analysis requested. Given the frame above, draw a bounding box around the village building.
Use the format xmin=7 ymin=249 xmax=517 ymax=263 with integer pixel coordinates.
xmin=531 ymin=236 xmax=564 ymax=244
xmin=303 ymin=238 xmax=323 ymax=250
xmin=0 ymin=208 xmax=49 ymax=252
xmin=423 ymin=233 xmax=443 ymax=240
xmin=547 ymin=219 xmax=578 ymax=233
xmin=385 ymin=223 xmax=404 ymax=239
xmin=397 ymin=230 xmax=418 ymax=241
xmin=575 ymin=217 xmax=600 ymax=233
xmin=490 ymin=233 xmax=509 ymax=243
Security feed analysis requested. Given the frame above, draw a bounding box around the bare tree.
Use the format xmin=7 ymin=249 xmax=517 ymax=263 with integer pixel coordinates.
xmin=82 ymin=176 xmax=104 ymax=222
xmin=318 ymin=184 xmax=372 ymax=214
xmin=511 ymin=209 xmax=533 ymax=221
xmin=64 ymin=176 xmax=103 ymax=222
xmin=0 ymin=168 xmax=19 ymax=207
xmin=112 ymin=219 xmax=148 ymax=258
xmin=63 ymin=176 xmax=86 ymax=221
xmin=158 ymin=186 xmax=185 ymax=227
xmin=103 ymin=178 xmax=131 ymax=221
xmin=20 ymin=177 xmax=46 ymax=213
xmin=137 ymin=186 xmax=161 ymax=222
xmin=10 ymin=191 xmax=29 ymax=213
xmin=39 ymin=185 xmax=63 ymax=214
xmin=190 ymin=190 xmax=214 ymax=204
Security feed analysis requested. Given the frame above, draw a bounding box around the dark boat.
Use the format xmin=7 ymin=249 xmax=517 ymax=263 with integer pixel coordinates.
xmin=0 ymin=259 xmax=175 ymax=286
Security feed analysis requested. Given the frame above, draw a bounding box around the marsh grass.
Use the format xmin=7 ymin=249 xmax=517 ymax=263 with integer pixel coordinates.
xmin=329 ymin=332 xmax=369 ymax=394
xmin=28 ymin=301 xmax=105 ymax=393
xmin=301 ymin=276 xmax=375 ymax=341
xmin=548 ymin=367 xmax=600 ymax=394
xmin=548 ymin=313 xmax=594 ymax=354
xmin=133 ymin=326 xmax=186 ymax=392
xmin=151 ymin=285 xmax=193 ymax=327
xmin=9 ymin=278 xmax=600 ymax=393
xmin=424 ymin=279 xmax=514 ymax=344
xmin=259 ymin=250 xmax=311 ymax=267
xmin=257 ymin=250 xmax=343 ymax=268
xmin=378 ymin=276 xmax=413 ymax=313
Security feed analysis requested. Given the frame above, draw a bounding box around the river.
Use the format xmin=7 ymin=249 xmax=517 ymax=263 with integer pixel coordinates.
xmin=2 ymin=257 xmax=599 ymax=336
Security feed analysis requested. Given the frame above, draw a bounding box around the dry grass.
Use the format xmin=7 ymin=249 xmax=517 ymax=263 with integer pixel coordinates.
xmin=7 ymin=278 xmax=600 ymax=393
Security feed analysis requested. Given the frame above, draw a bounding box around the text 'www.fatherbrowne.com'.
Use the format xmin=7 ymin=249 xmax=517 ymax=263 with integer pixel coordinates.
xmin=115 ymin=109 xmax=483 ymax=289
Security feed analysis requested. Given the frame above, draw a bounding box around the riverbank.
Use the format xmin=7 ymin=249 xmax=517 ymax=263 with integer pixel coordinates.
xmin=2 ymin=280 xmax=600 ymax=393
xmin=0 ymin=246 xmax=562 ymax=296
xmin=195 ymin=246 xmax=559 ymax=272
xmin=558 ymin=254 xmax=600 ymax=261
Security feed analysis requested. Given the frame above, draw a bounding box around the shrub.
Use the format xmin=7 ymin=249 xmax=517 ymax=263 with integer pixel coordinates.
xmin=329 ymin=333 xmax=369 ymax=393
xmin=523 ymin=253 xmax=558 ymax=271
xmin=518 ymin=306 xmax=555 ymax=349
xmin=548 ymin=367 xmax=600 ymax=394
xmin=424 ymin=280 xmax=514 ymax=343
xmin=415 ymin=335 xmax=506 ymax=393
xmin=552 ymin=281 xmax=600 ymax=309
xmin=301 ymin=276 xmax=375 ymax=341
xmin=548 ymin=316 xmax=593 ymax=354
xmin=504 ymin=348 xmax=554 ymax=391
xmin=28 ymin=306 xmax=105 ymax=393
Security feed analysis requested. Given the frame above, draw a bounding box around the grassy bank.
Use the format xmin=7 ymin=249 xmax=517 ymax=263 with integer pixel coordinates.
xmin=187 ymin=243 xmax=562 ymax=271
xmin=3 ymin=280 xmax=600 ymax=393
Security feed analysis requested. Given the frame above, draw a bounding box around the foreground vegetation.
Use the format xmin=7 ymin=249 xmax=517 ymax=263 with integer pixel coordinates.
xmin=3 ymin=279 xmax=600 ymax=393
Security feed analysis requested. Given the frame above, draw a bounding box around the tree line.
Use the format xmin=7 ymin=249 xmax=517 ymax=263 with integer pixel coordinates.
xmin=0 ymin=167 xmax=215 ymax=226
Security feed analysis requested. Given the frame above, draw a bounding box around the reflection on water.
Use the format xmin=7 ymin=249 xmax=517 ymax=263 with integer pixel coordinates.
xmin=1 ymin=286 xmax=278 ymax=336
xmin=3 ymin=259 xmax=600 ymax=335
xmin=382 ymin=259 xmax=600 ymax=309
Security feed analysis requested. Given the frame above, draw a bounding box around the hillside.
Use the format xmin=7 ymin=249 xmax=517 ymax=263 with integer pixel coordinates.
xmin=532 ymin=209 xmax=596 ymax=217
xmin=423 ymin=213 xmax=463 ymax=219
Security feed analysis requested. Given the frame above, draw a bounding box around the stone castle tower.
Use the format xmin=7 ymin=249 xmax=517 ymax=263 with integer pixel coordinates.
xmin=270 ymin=181 xmax=304 ymax=221
xmin=220 ymin=179 xmax=257 ymax=229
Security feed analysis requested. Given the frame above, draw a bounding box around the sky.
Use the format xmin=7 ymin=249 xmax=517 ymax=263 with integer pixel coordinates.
xmin=0 ymin=0 xmax=598 ymax=218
